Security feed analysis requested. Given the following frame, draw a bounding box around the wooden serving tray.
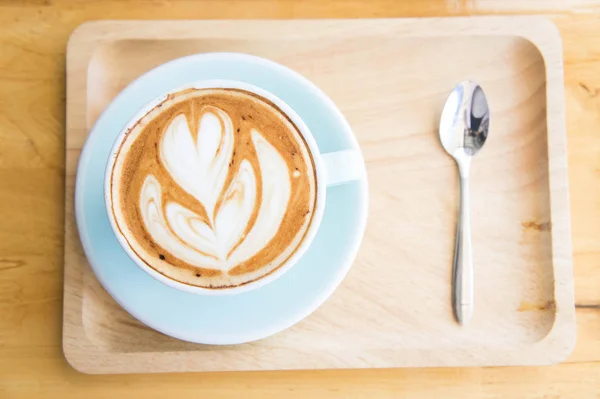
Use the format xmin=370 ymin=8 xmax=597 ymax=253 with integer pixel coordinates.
xmin=63 ymin=17 xmax=575 ymax=374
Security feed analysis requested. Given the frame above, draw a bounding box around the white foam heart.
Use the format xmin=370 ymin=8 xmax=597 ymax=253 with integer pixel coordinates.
xmin=139 ymin=108 xmax=291 ymax=272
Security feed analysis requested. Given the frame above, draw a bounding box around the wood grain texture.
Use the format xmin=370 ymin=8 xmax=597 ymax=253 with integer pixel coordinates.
xmin=1 ymin=0 xmax=600 ymax=397
xmin=63 ymin=17 xmax=575 ymax=373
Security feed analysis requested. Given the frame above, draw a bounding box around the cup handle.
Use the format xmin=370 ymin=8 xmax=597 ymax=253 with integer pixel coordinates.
xmin=321 ymin=149 xmax=365 ymax=187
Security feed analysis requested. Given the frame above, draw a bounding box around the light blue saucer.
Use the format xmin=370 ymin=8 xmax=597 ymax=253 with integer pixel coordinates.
xmin=75 ymin=53 xmax=368 ymax=344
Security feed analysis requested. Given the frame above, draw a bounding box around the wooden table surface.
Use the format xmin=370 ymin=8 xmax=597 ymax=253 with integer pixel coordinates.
xmin=1 ymin=0 xmax=599 ymax=397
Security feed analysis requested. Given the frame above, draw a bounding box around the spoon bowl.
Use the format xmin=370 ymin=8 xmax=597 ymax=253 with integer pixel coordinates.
xmin=440 ymin=82 xmax=490 ymax=160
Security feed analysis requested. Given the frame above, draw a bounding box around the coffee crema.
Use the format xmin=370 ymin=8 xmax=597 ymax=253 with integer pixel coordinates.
xmin=109 ymin=88 xmax=317 ymax=289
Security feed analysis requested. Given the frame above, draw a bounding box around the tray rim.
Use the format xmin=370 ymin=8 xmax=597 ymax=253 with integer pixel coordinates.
xmin=63 ymin=16 xmax=575 ymax=374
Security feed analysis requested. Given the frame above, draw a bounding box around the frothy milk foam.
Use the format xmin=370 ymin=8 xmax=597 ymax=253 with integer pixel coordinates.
xmin=109 ymin=88 xmax=317 ymax=289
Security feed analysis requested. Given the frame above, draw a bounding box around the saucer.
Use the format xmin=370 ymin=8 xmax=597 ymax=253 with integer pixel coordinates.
xmin=75 ymin=53 xmax=368 ymax=344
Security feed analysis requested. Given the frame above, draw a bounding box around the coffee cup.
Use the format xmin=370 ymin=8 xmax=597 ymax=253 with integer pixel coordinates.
xmin=105 ymin=78 xmax=364 ymax=295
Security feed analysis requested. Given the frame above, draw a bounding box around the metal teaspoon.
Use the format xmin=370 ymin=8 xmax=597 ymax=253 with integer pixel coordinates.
xmin=439 ymin=81 xmax=490 ymax=326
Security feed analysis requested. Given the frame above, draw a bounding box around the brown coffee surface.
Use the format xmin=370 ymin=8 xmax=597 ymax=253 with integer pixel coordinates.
xmin=109 ymin=88 xmax=317 ymax=289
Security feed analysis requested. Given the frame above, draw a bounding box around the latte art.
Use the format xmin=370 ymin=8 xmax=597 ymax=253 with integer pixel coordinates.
xmin=140 ymin=111 xmax=290 ymax=270
xmin=109 ymin=88 xmax=317 ymax=289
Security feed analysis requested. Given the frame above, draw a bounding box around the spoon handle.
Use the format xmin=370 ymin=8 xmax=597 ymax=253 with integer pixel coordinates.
xmin=454 ymin=173 xmax=473 ymax=325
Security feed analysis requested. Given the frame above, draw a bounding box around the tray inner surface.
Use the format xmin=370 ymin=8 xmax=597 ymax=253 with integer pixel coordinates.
xmin=75 ymin=34 xmax=554 ymax=359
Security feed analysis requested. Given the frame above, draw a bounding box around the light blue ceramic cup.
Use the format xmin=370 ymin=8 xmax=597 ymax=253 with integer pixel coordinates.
xmin=104 ymin=78 xmax=365 ymax=295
